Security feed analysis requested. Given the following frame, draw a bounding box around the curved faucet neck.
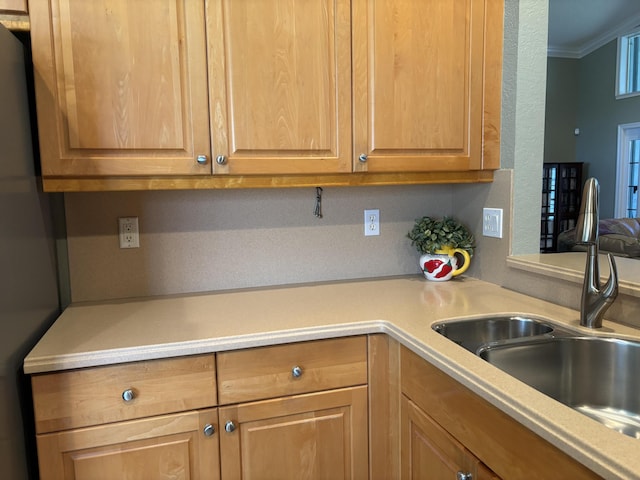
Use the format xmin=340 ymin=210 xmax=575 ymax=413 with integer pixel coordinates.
xmin=577 ymin=178 xmax=618 ymax=328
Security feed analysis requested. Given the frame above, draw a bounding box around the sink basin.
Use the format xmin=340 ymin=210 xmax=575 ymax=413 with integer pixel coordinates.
xmin=480 ymin=337 xmax=640 ymax=438
xmin=432 ymin=316 xmax=554 ymax=353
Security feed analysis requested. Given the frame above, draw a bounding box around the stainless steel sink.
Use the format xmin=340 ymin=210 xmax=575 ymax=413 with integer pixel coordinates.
xmin=432 ymin=316 xmax=554 ymax=353
xmin=480 ymin=337 xmax=640 ymax=438
xmin=434 ymin=315 xmax=640 ymax=438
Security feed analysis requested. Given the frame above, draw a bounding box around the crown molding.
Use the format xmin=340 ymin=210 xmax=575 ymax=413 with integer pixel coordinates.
xmin=548 ymin=12 xmax=640 ymax=59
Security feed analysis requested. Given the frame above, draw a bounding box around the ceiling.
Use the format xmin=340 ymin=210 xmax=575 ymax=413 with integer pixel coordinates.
xmin=548 ymin=0 xmax=640 ymax=58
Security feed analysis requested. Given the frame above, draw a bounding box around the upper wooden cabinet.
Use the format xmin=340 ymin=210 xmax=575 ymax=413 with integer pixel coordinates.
xmin=208 ymin=0 xmax=501 ymax=176
xmin=207 ymin=0 xmax=352 ymax=175
xmin=0 ymin=0 xmax=28 ymax=31
xmin=30 ymin=0 xmax=211 ymax=177
xmin=0 ymin=0 xmax=27 ymax=13
xmin=30 ymin=0 xmax=503 ymax=191
xmin=353 ymin=0 xmax=502 ymax=173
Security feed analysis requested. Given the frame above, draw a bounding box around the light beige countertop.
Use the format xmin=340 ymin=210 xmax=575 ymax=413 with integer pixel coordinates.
xmin=24 ymin=276 xmax=640 ymax=479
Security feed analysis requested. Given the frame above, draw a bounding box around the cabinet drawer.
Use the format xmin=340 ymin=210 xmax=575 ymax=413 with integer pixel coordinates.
xmin=32 ymin=355 xmax=216 ymax=434
xmin=217 ymin=336 xmax=367 ymax=404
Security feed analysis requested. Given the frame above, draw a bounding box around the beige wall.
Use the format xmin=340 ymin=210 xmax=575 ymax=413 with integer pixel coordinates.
xmin=64 ymin=184 xmax=449 ymax=301
xmin=64 ymin=171 xmax=514 ymax=303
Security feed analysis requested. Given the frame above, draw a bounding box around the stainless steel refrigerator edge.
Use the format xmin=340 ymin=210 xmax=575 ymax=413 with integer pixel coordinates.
xmin=0 ymin=24 xmax=60 ymax=479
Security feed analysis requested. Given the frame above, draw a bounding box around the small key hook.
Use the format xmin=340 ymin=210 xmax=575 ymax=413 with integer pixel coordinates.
xmin=314 ymin=187 xmax=323 ymax=218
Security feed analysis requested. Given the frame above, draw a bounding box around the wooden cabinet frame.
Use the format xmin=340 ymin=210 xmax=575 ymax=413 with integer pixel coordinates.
xmin=29 ymin=0 xmax=503 ymax=192
xmin=31 ymin=334 xmax=601 ymax=479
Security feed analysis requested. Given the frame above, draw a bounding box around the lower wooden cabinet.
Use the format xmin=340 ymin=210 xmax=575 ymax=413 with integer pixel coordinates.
xmin=216 ymin=337 xmax=369 ymax=479
xmin=31 ymin=354 xmax=217 ymax=433
xmin=401 ymin=395 xmax=498 ymax=480
xmin=400 ymin=346 xmax=601 ymax=479
xmin=32 ymin=354 xmax=220 ymax=479
xmin=219 ymin=386 xmax=369 ymax=479
xmin=31 ymin=337 xmax=369 ymax=479
xmin=30 ymin=335 xmax=602 ymax=479
xmin=36 ymin=408 xmax=220 ymax=480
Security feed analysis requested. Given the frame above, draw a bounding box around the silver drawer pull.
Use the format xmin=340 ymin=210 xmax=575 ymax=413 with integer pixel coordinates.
xmin=225 ymin=421 xmax=236 ymax=433
xmin=122 ymin=389 xmax=135 ymax=402
xmin=292 ymin=365 xmax=303 ymax=378
xmin=203 ymin=424 xmax=215 ymax=437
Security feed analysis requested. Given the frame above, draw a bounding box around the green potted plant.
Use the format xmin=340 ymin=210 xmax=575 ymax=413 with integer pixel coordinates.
xmin=407 ymin=216 xmax=474 ymax=281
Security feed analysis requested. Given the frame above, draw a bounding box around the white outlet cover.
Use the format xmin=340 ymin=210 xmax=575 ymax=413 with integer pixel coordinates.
xmin=118 ymin=217 xmax=140 ymax=248
xmin=364 ymin=209 xmax=380 ymax=236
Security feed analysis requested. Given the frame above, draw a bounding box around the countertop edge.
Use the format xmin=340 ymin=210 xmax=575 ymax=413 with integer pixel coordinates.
xmin=24 ymin=321 xmax=389 ymax=374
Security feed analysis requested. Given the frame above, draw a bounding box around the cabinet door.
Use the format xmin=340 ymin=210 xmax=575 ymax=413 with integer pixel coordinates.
xmin=400 ymin=346 xmax=601 ymax=479
xmin=401 ymin=396 xmax=498 ymax=480
xmin=353 ymin=0 xmax=496 ymax=173
xmin=30 ymin=0 xmax=211 ymax=176
xmin=36 ymin=409 xmax=220 ymax=480
xmin=219 ymin=386 xmax=368 ymax=479
xmin=207 ymin=0 xmax=352 ymax=175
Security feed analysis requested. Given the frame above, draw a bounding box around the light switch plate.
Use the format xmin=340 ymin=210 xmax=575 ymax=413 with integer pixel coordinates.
xmin=482 ymin=208 xmax=503 ymax=238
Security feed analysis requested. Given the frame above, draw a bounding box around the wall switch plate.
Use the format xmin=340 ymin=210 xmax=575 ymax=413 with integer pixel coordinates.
xmin=482 ymin=208 xmax=503 ymax=238
xmin=364 ymin=209 xmax=380 ymax=236
xmin=118 ymin=217 xmax=140 ymax=248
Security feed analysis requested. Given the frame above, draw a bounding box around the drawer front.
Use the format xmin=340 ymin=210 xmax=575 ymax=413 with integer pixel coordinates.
xmin=217 ymin=336 xmax=367 ymax=404
xmin=32 ymin=354 xmax=216 ymax=434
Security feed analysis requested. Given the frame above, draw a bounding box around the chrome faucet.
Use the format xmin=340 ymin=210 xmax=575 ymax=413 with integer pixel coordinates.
xmin=575 ymin=178 xmax=618 ymax=328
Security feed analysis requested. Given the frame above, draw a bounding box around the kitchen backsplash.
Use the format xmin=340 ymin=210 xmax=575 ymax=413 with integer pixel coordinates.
xmin=64 ymin=171 xmax=513 ymax=302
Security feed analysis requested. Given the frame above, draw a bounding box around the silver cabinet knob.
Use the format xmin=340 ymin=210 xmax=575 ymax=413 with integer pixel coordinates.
xmin=122 ymin=389 xmax=135 ymax=402
xmin=292 ymin=365 xmax=303 ymax=378
xmin=358 ymin=153 xmax=368 ymax=163
xmin=203 ymin=424 xmax=215 ymax=437
xmin=456 ymin=472 xmax=472 ymax=480
xmin=196 ymin=154 xmax=208 ymax=165
xmin=216 ymin=155 xmax=227 ymax=165
xmin=225 ymin=420 xmax=236 ymax=433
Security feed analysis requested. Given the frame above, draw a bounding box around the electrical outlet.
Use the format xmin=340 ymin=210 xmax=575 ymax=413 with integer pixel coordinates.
xmin=364 ymin=209 xmax=380 ymax=236
xmin=482 ymin=208 xmax=503 ymax=238
xmin=118 ymin=217 xmax=140 ymax=248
